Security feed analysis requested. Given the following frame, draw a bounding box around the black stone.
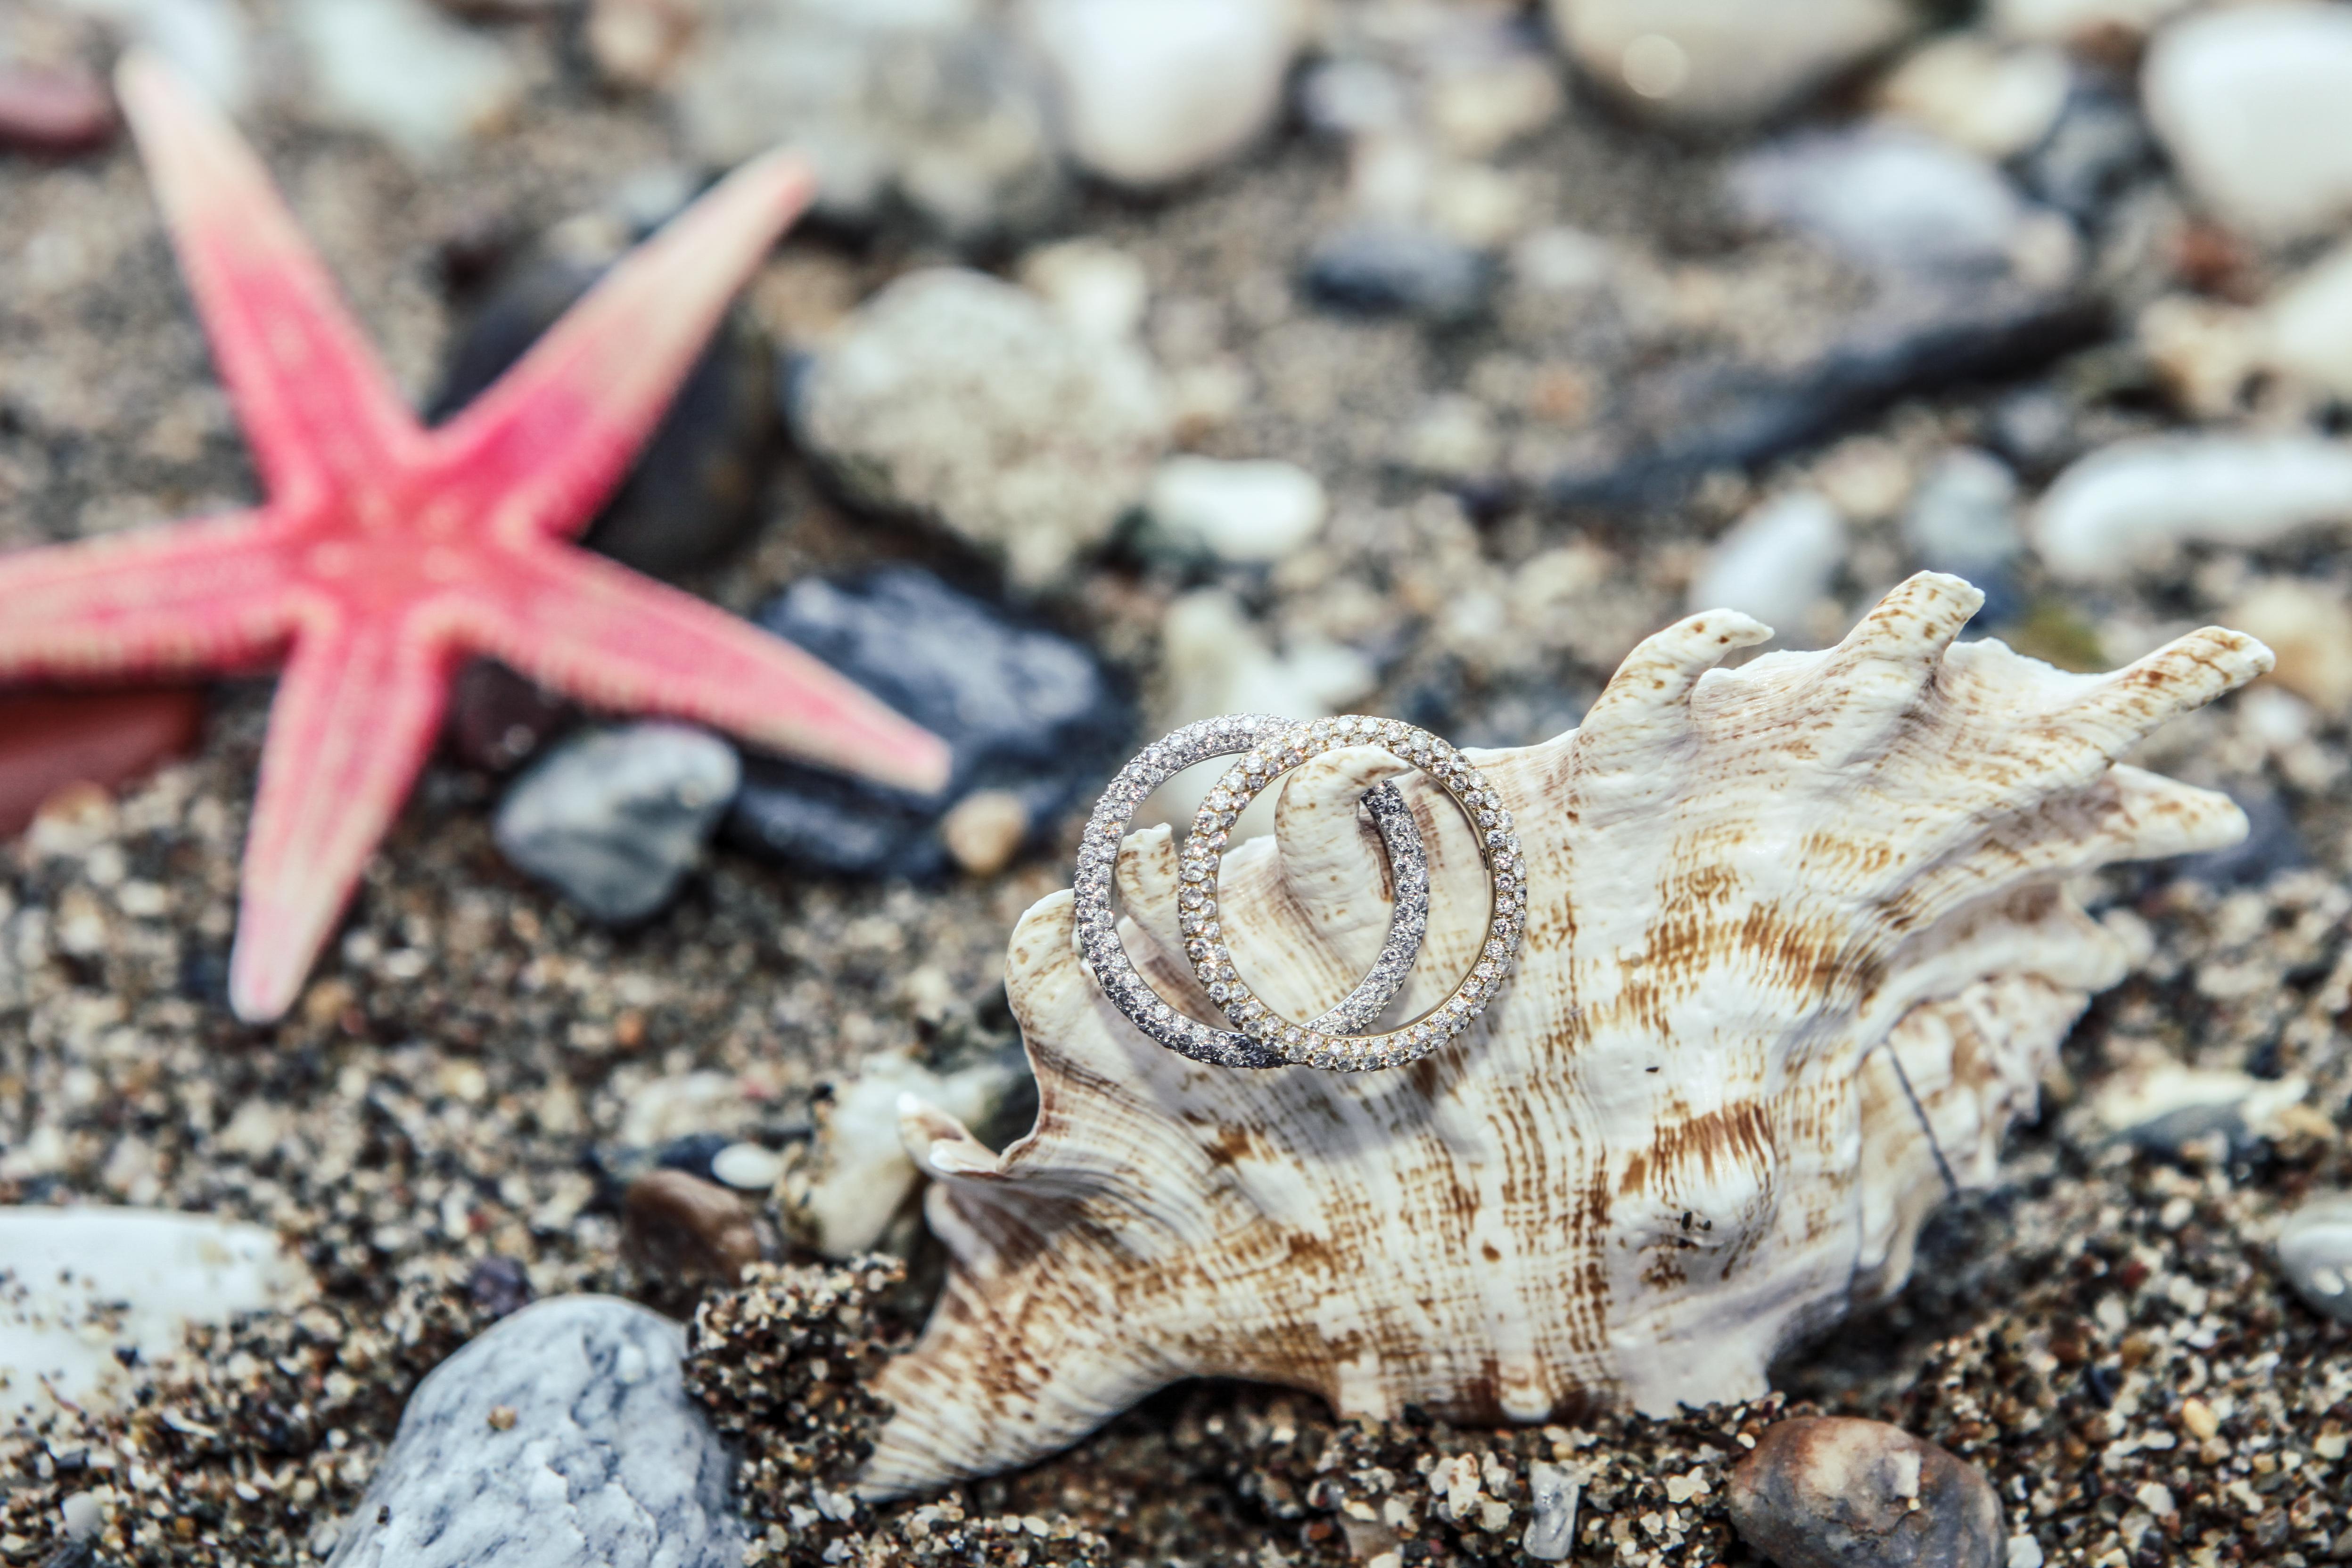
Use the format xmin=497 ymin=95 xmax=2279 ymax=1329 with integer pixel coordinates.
xmin=727 ymin=567 xmax=1131 ymax=879
xmin=465 ymin=1255 xmax=534 ymax=1322
xmin=1303 ymin=222 xmax=1493 ymax=324
xmin=2020 ymin=82 xmax=2154 ymax=225
xmin=1547 ymin=289 xmax=2110 ymax=511
xmin=655 ymin=1131 xmax=737 ymax=1183
xmin=427 ymin=257 xmax=776 ymax=579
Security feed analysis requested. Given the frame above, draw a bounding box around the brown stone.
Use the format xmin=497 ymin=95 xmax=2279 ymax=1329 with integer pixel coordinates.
xmin=622 ymin=1168 xmax=764 ymax=1286
xmin=939 ymin=788 xmax=1031 ymax=877
xmin=0 ymin=687 xmax=205 ymax=838
xmin=1727 ymin=1416 xmax=2003 ymax=1568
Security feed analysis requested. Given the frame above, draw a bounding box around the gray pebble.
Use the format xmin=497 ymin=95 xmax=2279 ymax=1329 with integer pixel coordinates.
xmin=494 ymin=723 xmax=739 ymax=924
xmin=1729 ymin=1416 xmax=2003 ymax=1568
xmin=1903 ymin=448 xmax=2021 ymax=578
xmin=326 ymin=1295 xmax=743 ymax=1568
xmin=2278 ymin=1194 xmax=2352 ymax=1324
xmin=1304 ymin=222 xmax=1493 ymax=324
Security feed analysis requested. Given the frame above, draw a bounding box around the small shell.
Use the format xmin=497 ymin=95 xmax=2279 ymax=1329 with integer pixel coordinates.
xmin=858 ymin=573 xmax=2270 ymax=1497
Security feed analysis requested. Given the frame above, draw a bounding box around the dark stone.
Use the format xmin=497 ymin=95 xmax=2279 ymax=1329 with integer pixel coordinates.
xmin=727 ymin=567 xmax=1131 ymax=879
xmin=622 ymin=1170 xmax=764 ymax=1288
xmin=1303 ymin=222 xmax=1493 ymax=324
xmin=1727 ymin=1416 xmax=2004 ymax=1568
xmin=2020 ymin=83 xmax=2154 ymax=225
xmin=465 ymin=1256 xmax=534 ymax=1322
xmin=2168 ymin=784 xmax=2306 ymax=888
xmin=446 ymin=660 xmax=575 ymax=774
xmin=1548 ymin=289 xmax=2109 ymax=510
xmin=325 ymin=1296 xmax=744 ymax=1567
xmin=427 ymin=257 xmax=776 ymax=579
xmin=0 ymin=686 xmax=205 ymax=838
xmin=0 ymin=65 xmax=116 ymax=156
xmin=656 ymin=1131 xmax=738 ymax=1183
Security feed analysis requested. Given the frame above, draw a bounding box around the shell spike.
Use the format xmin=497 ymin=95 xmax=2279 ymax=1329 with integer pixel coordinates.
xmin=2052 ymin=625 xmax=2273 ymax=763
xmin=1820 ymin=571 xmax=1984 ymax=678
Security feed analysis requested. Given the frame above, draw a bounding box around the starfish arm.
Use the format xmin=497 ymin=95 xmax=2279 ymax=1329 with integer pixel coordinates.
xmin=462 ymin=547 xmax=952 ymax=794
xmin=430 ymin=151 xmax=818 ymax=542
xmin=0 ymin=513 xmax=297 ymax=680
xmin=114 ymin=55 xmax=422 ymax=504
xmin=228 ymin=611 xmax=455 ymax=1023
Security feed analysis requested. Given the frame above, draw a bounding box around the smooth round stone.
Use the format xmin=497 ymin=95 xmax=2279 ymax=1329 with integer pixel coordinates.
xmin=1549 ymin=0 xmax=1919 ymax=130
xmin=2143 ymin=1 xmax=2352 ymax=241
xmin=1729 ymin=1416 xmax=2005 ymax=1568
xmin=1029 ymin=0 xmax=1298 ymax=188
xmin=1903 ymin=448 xmax=2021 ymax=579
xmin=1146 ymin=455 xmax=1328 ymax=564
xmin=2278 ymin=1194 xmax=2352 ymax=1324
xmin=494 ymin=723 xmax=740 ymax=925
xmin=1687 ymin=491 xmax=1845 ymax=639
xmin=710 ymin=1140 xmax=788 ymax=1192
xmin=1727 ymin=123 xmax=2039 ymax=280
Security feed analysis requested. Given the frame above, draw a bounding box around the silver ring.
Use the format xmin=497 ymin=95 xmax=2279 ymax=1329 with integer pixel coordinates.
xmin=1074 ymin=714 xmax=1431 ymax=1069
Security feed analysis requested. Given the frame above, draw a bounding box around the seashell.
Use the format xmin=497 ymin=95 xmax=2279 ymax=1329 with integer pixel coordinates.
xmin=855 ymin=573 xmax=2270 ymax=1497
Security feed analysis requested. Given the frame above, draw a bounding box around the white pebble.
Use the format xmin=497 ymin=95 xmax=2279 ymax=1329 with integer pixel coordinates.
xmin=1549 ymin=0 xmax=1917 ymax=129
xmin=1147 ymin=456 xmax=1327 ymax=564
xmin=2143 ymin=2 xmax=2352 ymax=241
xmin=2264 ymin=240 xmax=2352 ymax=402
xmin=2034 ymin=434 xmax=2352 ymax=581
xmin=1029 ymin=0 xmax=1299 ymax=188
xmin=2006 ymin=1533 xmax=2047 ymax=1568
xmin=710 ymin=1141 xmax=786 ymax=1192
xmin=291 ymin=0 xmax=522 ymax=163
xmin=1687 ymin=492 xmax=1846 ymax=639
xmin=1019 ymin=240 xmax=1150 ymax=343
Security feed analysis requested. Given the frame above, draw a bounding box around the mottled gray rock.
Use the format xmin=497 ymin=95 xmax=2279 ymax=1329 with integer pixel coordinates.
xmin=494 ymin=723 xmax=739 ymax=923
xmin=2278 ymin=1194 xmax=2352 ymax=1324
xmin=327 ymin=1295 xmax=743 ymax=1568
xmin=666 ymin=0 xmax=1063 ymax=245
xmin=1729 ymin=1416 xmax=2003 ymax=1568
xmin=789 ymin=270 xmax=1167 ymax=591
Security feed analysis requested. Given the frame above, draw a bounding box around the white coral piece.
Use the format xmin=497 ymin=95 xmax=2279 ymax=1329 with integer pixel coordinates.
xmin=860 ymin=573 xmax=2270 ymax=1496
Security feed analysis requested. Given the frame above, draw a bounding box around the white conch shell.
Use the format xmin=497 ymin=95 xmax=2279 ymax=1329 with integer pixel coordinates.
xmin=859 ymin=573 xmax=2270 ymax=1498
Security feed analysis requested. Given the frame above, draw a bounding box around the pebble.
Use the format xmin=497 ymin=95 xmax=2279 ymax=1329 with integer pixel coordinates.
xmin=938 ymin=788 xmax=1031 ymax=878
xmin=1903 ymin=448 xmax=2022 ymax=580
xmin=61 ymin=0 xmax=252 ymax=110
xmin=709 ymin=1140 xmax=785 ymax=1192
xmin=1520 ymin=1460 xmax=1580 ymax=1561
xmin=1017 ymin=238 xmax=1150 ymax=343
xmin=1687 ymin=492 xmax=1845 ymax=639
xmin=622 ymin=1169 xmax=763 ymax=1287
xmin=1304 ymin=222 xmax=1492 ymax=324
xmin=789 ymin=268 xmax=1168 ymax=591
xmin=446 ymin=659 xmax=574 ymax=774
xmin=2263 ymin=240 xmax=2352 ymax=402
xmin=323 ymin=1296 xmax=744 ymax=1568
xmin=2089 ymin=1061 xmax=2311 ymax=1153
xmin=2228 ymin=578 xmax=2352 ymax=717
xmin=1990 ymin=0 xmax=2190 ymax=44
xmin=0 ymin=686 xmax=203 ymax=838
xmin=493 ymin=723 xmax=740 ymax=924
xmin=1145 ymin=455 xmax=1328 ymax=564
xmin=2276 ymin=1194 xmax=2352 ymax=1325
xmin=0 ymin=64 xmax=116 ymax=155
xmin=0 ymin=1206 xmax=309 ymax=1425
xmin=2018 ymin=82 xmax=2152 ymax=224
xmin=291 ymin=0 xmax=521 ymax=163
xmin=2142 ymin=2 xmax=2352 ymax=242
xmin=1728 ymin=1416 xmax=2005 ymax=1568
xmin=466 ymin=1255 xmax=534 ymax=1321
xmin=728 ymin=568 xmax=1129 ymax=880
xmin=665 ymin=1 xmax=1061 ymax=244
xmin=1028 ymin=0 xmax=1298 ymax=189
xmin=1728 ymin=123 xmax=2043 ymax=279
xmin=428 ymin=257 xmax=775 ymax=580
xmin=2033 ymin=434 xmax=2352 ymax=582
xmin=1548 ymin=0 xmax=1918 ymax=130
xmin=583 ymin=0 xmax=697 ymax=90
xmin=788 ymin=1051 xmax=1031 ymax=1258
xmin=1875 ymin=34 xmax=2071 ymax=162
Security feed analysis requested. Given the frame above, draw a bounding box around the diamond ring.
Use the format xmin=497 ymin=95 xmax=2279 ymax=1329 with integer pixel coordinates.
xmin=1077 ymin=714 xmax=1524 ymax=1072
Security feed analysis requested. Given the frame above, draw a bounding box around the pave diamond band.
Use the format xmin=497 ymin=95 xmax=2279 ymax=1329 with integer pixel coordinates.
xmin=1074 ymin=714 xmax=1431 ymax=1070
xmin=1076 ymin=713 xmax=1525 ymax=1073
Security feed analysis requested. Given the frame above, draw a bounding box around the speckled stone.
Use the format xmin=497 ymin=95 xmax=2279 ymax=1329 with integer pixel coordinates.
xmin=326 ymin=1295 xmax=743 ymax=1568
xmin=1728 ymin=1416 xmax=2003 ymax=1568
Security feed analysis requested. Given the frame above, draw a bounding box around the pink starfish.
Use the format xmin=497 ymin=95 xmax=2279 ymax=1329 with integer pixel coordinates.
xmin=0 ymin=58 xmax=951 ymax=1022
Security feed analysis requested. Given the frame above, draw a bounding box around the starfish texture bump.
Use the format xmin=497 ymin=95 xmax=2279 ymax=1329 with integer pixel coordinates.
xmin=0 ymin=59 xmax=951 ymax=1023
